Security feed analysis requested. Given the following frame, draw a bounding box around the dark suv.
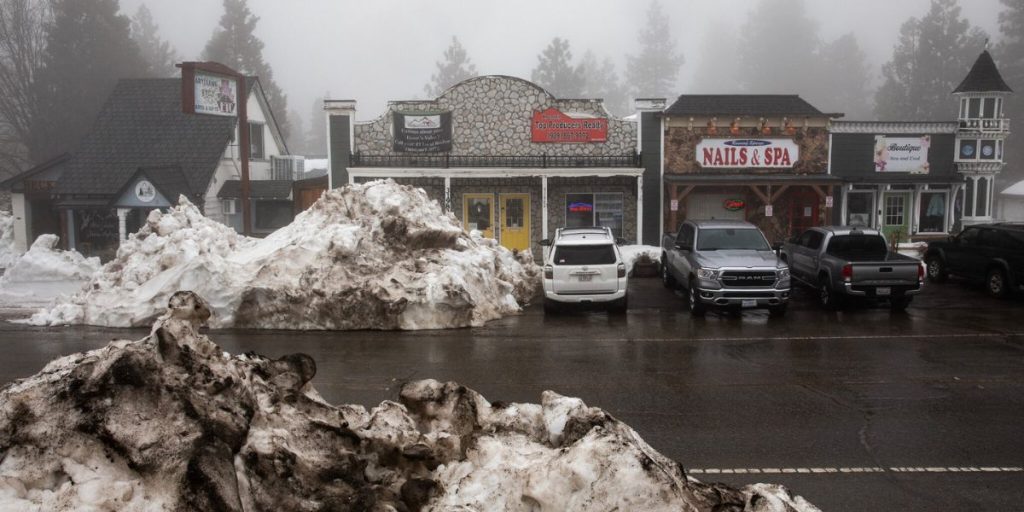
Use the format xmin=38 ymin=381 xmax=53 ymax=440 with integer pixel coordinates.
xmin=924 ymin=223 xmax=1024 ymax=298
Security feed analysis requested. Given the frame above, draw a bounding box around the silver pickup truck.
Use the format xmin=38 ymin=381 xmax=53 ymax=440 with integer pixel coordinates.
xmin=661 ymin=220 xmax=791 ymax=317
xmin=780 ymin=226 xmax=924 ymax=311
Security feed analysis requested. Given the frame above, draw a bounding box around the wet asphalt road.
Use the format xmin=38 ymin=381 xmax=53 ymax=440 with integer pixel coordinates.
xmin=1 ymin=277 xmax=1022 ymax=511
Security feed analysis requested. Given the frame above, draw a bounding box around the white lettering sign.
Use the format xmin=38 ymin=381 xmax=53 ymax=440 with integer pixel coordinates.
xmin=696 ymin=139 xmax=800 ymax=168
xmin=670 ymin=199 xmax=679 ymax=211
xmin=194 ymin=73 xmax=237 ymax=117
xmin=874 ymin=135 xmax=930 ymax=173
xmin=765 ymin=205 xmax=773 ymax=217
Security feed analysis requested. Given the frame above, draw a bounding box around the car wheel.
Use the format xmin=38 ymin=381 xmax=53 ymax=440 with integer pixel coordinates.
xmin=688 ymin=279 xmax=707 ymax=317
xmin=661 ymin=258 xmax=677 ymax=289
xmin=925 ymin=255 xmax=948 ymax=283
xmin=890 ymin=297 xmax=912 ymax=312
xmin=819 ymin=278 xmax=844 ymax=310
xmin=768 ymin=304 xmax=788 ymax=317
xmin=543 ymin=299 xmax=560 ymax=315
xmin=986 ymin=267 xmax=1011 ymax=298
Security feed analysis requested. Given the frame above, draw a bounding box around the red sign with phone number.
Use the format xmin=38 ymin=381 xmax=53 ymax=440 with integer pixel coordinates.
xmin=531 ymin=107 xmax=607 ymax=143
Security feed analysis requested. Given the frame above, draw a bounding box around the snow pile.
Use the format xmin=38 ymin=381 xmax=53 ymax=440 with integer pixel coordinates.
xmin=0 ymin=210 xmax=20 ymax=269
xmin=619 ymin=244 xmax=662 ymax=274
xmin=896 ymin=241 xmax=928 ymax=259
xmin=29 ymin=180 xmax=540 ymax=329
xmin=0 ymin=292 xmax=820 ymax=512
xmin=0 ymin=235 xmax=100 ymax=284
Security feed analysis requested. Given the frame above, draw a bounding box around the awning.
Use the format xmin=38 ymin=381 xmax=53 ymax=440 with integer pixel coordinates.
xmin=664 ymin=174 xmax=845 ymax=185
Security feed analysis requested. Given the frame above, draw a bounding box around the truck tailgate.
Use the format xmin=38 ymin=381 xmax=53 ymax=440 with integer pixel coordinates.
xmin=851 ymin=262 xmax=919 ymax=285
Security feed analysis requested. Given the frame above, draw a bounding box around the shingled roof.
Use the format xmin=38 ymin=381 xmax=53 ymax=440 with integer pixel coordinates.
xmin=217 ymin=179 xmax=293 ymax=199
xmin=665 ymin=95 xmax=828 ymax=117
xmin=55 ymin=78 xmax=237 ymax=197
xmin=953 ymin=50 xmax=1013 ymax=93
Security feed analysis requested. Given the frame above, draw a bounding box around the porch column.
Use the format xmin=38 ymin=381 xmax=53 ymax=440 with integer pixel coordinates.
xmin=541 ymin=176 xmax=548 ymax=239
xmin=117 ymin=208 xmax=129 ymax=242
xmin=636 ymin=175 xmax=643 ymax=244
xmin=444 ymin=176 xmax=451 ymax=212
xmin=65 ymin=210 xmax=76 ymax=251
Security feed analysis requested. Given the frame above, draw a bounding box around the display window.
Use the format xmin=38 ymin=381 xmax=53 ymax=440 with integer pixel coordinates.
xmin=564 ymin=193 xmax=623 ymax=237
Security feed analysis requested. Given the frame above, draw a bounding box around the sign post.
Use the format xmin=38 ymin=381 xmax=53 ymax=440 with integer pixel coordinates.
xmin=178 ymin=62 xmax=252 ymax=235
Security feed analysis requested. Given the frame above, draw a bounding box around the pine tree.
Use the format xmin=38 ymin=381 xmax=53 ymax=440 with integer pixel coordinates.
xmin=131 ymin=5 xmax=178 ymax=78
xmin=30 ymin=0 xmax=147 ymax=163
xmin=817 ymin=33 xmax=872 ymax=120
xmin=203 ymin=0 xmax=291 ymax=140
xmin=578 ymin=51 xmax=629 ymax=116
xmin=995 ymin=0 xmax=1024 ymax=184
xmin=737 ymin=0 xmax=820 ymax=95
xmin=874 ymin=0 xmax=988 ymax=120
xmin=0 ymin=0 xmax=49 ymax=173
xmin=625 ymin=0 xmax=684 ymax=99
xmin=424 ymin=36 xmax=477 ymax=97
xmin=531 ymin=37 xmax=584 ymax=97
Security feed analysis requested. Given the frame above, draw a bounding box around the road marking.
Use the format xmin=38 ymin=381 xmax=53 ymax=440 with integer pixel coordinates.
xmin=688 ymin=466 xmax=1023 ymax=475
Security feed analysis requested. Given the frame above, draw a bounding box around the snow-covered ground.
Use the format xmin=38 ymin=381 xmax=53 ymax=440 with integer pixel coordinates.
xmin=27 ymin=180 xmax=541 ymax=329
xmin=0 ymin=210 xmax=22 ymax=269
xmin=0 ymin=235 xmax=100 ymax=309
xmin=0 ymin=292 xmax=820 ymax=512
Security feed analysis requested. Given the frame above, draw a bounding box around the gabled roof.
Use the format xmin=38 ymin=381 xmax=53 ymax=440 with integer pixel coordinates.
xmin=217 ymin=179 xmax=293 ymax=199
xmin=111 ymin=165 xmax=197 ymax=206
xmin=56 ymin=78 xmax=235 ymax=197
xmin=953 ymin=50 xmax=1013 ymax=93
xmin=664 ymin=95 xmax=830 ymax=117
xmin=0 ymin=153 xmax=70 ymax=189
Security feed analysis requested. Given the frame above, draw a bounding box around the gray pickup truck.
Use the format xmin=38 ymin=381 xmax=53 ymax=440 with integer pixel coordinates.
xmin=661 ymin=220 xmax=791 ymax=317
xmin=780 ymin=226 xmax=923 ymax=311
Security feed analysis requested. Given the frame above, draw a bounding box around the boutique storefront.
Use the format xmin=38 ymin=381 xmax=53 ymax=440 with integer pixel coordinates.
xmin=324 ymin=76 xmax=647 ymax=259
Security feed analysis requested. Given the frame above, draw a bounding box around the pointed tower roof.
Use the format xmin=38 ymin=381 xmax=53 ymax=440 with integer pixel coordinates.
xmin=953 ymin=50 xmax=1013 ymax=93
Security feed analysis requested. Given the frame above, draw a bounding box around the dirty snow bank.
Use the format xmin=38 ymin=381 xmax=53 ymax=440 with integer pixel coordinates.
xmin=0 ymin=210 xmax=20 ymax=269
xmin=0 ymin=291 xmax=820 ymax=512
xmin=29 ymin=180 xmax=540 ymax=329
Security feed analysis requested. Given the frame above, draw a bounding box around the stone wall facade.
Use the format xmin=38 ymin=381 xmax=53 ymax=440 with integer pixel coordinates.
xmin=354 ymin=75 xmax=636 ymax=157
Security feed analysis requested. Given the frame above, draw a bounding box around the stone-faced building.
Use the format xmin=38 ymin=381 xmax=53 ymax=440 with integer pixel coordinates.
xmin=644 ymin=95 xmax=842 ymax=243
xmin=324 ymin=75 xmax=646 ymax=258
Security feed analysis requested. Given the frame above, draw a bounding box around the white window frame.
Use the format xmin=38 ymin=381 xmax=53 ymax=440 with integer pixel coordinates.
xmin=883 ymin=193 xmax=906 ymax=227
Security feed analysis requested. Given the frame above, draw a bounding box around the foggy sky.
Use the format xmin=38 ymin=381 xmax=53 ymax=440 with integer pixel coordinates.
xmin=119 ymin=0 xmax=1004 ymax=136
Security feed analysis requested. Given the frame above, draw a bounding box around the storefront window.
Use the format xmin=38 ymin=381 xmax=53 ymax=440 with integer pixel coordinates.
xmin=918 ymin=191 xmax=947 ymax=233
xmin=884 ymin=195 xmax=905 ymax=226
xmin=564 ymin=193 xmax=623 ymax=237
xmin=846 ymin=192 xmax=874 ymax=227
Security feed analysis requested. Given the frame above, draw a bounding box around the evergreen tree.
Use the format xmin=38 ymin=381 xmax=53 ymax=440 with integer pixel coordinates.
xmin=424 ymin=36 xmax=477 ymax=97
xmin=131 ymin=4 xmax=178 ymax=78
xmin=737 ymin=0 xmax=820 ymax=95
xmin=30 ymin=0 xmax=147 ymax=163
xmin=625 ymin=0 xmax=684 ymax=99
xmin=874 ymin=0 xmax=988 ymax=120
xmin=306 ymin=94 xmax=327 ymax=156
xmin=995 ymin=0 xmax=1024 ymax=183
xmin=578 ymin=50 xmax=629 ymax=116
xmin=203 ymin=0 xmax=291 ymax=140
xmin=817 ymin=33 xmax=873 ymax=120
xmin=531 ymin=37 xmax=584 ymax=97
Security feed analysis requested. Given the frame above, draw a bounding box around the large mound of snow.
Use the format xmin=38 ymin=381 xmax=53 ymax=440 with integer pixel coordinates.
xmin=0 ymin=210 xmax=20 ymax=269
xmin=0 ymin=291 xmax=819 ymax=512
xmin=0 ymin=235 xmax=100 ymax=284
xmin=29 ymin=180 xmax=540 ymax=329
xmin=619 ymin=244 xmax=661 ymax=274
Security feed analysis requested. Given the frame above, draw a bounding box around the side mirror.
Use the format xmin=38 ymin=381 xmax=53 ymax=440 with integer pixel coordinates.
xmin=615 ymin=237 xmax=627 ymax=246
xmin=538 ymin=238 xmax=551 ymax=247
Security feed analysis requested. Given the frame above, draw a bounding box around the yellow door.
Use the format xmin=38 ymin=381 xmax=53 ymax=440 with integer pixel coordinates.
xmin=499 ymin=194 xmax=530 ymax=251
xmin=463 ymin=194 xmax=494 ymax=239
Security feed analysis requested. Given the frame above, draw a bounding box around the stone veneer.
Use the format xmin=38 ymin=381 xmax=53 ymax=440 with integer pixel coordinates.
xmin=354 ymin=75 xmax=636 ymax=157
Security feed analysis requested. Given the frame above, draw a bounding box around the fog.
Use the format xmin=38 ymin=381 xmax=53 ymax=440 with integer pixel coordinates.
xmin=119 ymin=0 xmax=1003 ymax=130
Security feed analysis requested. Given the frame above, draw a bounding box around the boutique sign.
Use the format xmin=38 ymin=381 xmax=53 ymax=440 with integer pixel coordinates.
xmin=873 ymin=135 xmax=930 ymax=173
xmin=696 ymin=139 xmax=799 ymax=168
xmin=531 ymin=108 xmax=607 ymax=143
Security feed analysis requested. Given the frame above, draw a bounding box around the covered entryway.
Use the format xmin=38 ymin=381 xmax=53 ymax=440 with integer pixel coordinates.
xmin=686 ymin=192 xmax=746 ymax=221
xmin=499 ymin=193 xmax=530 ymax=251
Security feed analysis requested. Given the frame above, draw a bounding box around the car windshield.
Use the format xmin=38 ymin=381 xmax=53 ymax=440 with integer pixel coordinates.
xmin=696 ymin=228 xmax=769 ymax=251
xmin=553 ymin=244 xmax=616 ymax=265
xmin=826 ymin=234 xmax=888 ymax=259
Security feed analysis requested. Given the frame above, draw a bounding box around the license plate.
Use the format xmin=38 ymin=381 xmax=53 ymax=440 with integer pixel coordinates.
xmin=742 ymin=299 xmax=757 ymax=308
xmin=876 ymin=287 xmax=891 ymax=296
xmin=577 ymin=274 xmax=592 ymax=282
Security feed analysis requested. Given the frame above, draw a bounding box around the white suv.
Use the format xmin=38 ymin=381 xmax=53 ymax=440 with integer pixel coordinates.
xmin=539 ymin=227 xmax=628 ymax=314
